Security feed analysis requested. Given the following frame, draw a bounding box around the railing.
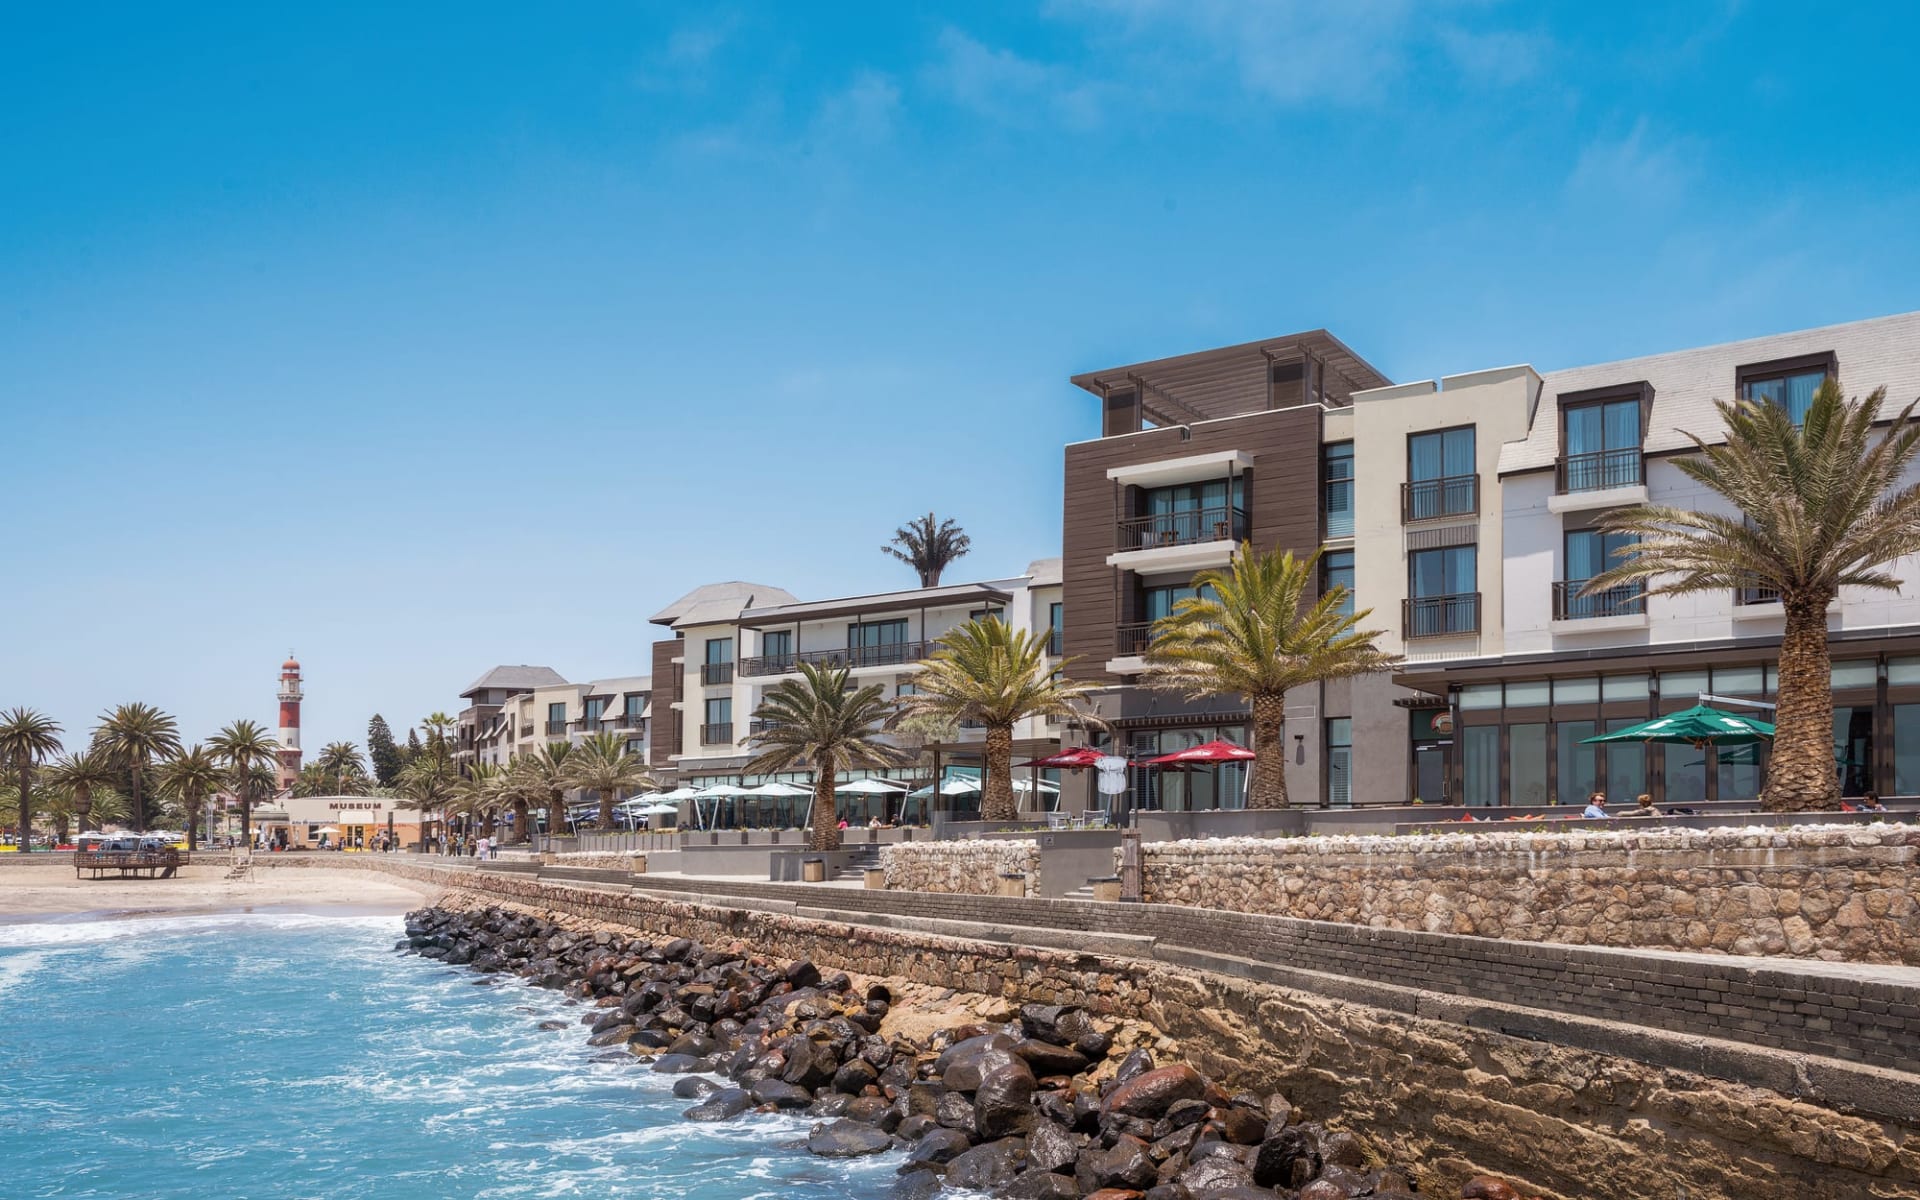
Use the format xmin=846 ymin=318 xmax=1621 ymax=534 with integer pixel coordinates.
xmin=1324 ymin=478 xmax=1355 ymax=538
xmin=700 ymin=662 xmax=735 ymax=686
xmin=612 ymin=713 xmax=640 ymax=729
xmin=1115 ymin=621 xmax=1159 ymax=657
xmin=1114 ymin=505 xmax=1248 ymax=552
xmin=1047 ymin=630 xmax=1063 ymax=657
xmin=1553 ymin=580 xmax=1646 ymax=620
xmin=1735 ymin=586 xmax=1782 ymax=606
xmin=1556 ymin=448 xmax=1643 ymax=494
xmin=748 ymin=718 xmax=777 ymax=735
xmin=1401 ymin=475 xmax=1478 ymax=523
xmin=544 ymin=721 xmax=566 ymax=735
xmin=1403 ymin=592 xmax=1480 ymax=638
xmin=738 ymin=640 xmax=931 ymax=677
xmin=699 ymin=722 xmax=734 ymax=745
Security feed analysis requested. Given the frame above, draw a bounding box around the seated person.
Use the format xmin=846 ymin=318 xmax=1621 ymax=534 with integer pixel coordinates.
xmin=1582 ymin=792 xmax=1610 ymax=819
xmin=1628 ymin=793 xmax=1658 ymax=817
xmin=1859 ymin=792 xmax=1889 ymax=812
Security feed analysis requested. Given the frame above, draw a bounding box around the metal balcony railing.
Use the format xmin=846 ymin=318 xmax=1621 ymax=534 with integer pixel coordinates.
xmin=738 ymin=640 xmax=930 ymax=677
xmin=544 ymin=721 xmax=566 ymax=735
xmin=699 ymin=722 xmax=734 ymax=745
xmin=1401 ymin=475 xmax=1478 ymax=523
xmin=1735 ymin=586 xmax=1782 ymax=606
xmin=1402 ymin=592 xmax=1480 ymax=638
xmin=1114 ymin=505 xmax=1249 ymax=552
xmin=700 ymin=662 xmax=735 ymax=686
xmin=1115 ymin=621 xmax=1159 ymax=657
xmin=1552 ymin=580 xmax=1646 ymax=620
xmin=1555 ymin=448 xmax=1643 ymax=494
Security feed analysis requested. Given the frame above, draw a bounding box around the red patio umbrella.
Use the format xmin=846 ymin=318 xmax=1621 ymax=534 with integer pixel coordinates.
xmin=1016 ymin=746 xmax=1116 ymax=769
xmin=1144 ymin=739 xmax=1255 ymax=765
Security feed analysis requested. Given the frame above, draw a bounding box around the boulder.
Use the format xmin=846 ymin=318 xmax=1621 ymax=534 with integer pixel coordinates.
xmin=1004 ymin=1167 xmax=1083 ymax=1200
xmin=846 ymin=1096 xmax=900 ymax=1130
xmin=1029 ymin=1119 xmax=1081 ymax=1174
xmin=832 ymin=1059 xmax=881 ymax=1095
xmin=1299 ymin=1182 xmax=1350 ymax=1200
xmin=807 ymin=1118 xmax=893 ymax=1158
xmin=1252 ymin=1129 xmax=1319 ymax=1191
xmin=649 ymin=1054 xmax=703 ymax=1075
xmin=1113 ymin=1049 xmax=1154 ymax=1084
xmin=1175 ymin=1154 xmax=1254 ymax=1195
xmin=671 ymin=1076 xmax=720 ymax=1099
xmin=936 ymin=1091 xmax=978 ymax=1135
xmin=945 ymin=1045 xmax=1023 ymax=1094
xmin=1078 ymin=1136 xmax=1156 ymax=1193
xmin=809 ymin=1094 xmax=854 ymax=1119
xmin=944 ymin=1138 xmax=1030 ymax=1191
xmin=895 ymin=1169 xmax=944 ymax=1200
xmin=935 ymin=1033 xmax=1016 ymax=1079
xmin=682 ymin=1088 xmax=751 ymax=1121
xmin=905 ymin=1127 xmax=974 ymax=1167
xmin=896 ymin=1114 xmax=937 ymax=1142
xmin=1015 ymin=1039 xmax=1092 ymax=1078
xmin=1216 ymin=1107 xmax=1266 ymax=1146
xmin=750 ymin=1079 xmax=814 ymax=1109
xmin=974 ymin=1055 xmax=1038 ymax=1139
xmin=1104 ymin=1066 xmax=1207 ymax=1120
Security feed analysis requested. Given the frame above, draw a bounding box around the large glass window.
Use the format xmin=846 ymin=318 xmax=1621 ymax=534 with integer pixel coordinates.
xmin=1742 ymin=364 xmax=1828 ymax=425
xmin=1322 ymin=550 xmax=1355 ymax=617
xmin=762 ymin=630 xmax=792 ymax=663
xmin=1562 ymin=398 xmax=1642 ymax=491
xmin=1323 ymin=442 xmax=1354 ymax=538
xmin=1326 ymin=719 xmax=1352 ymax=808
xmin=848 ymin=619 xmax=910 ymax=665
xmin=1462 ymin=726 xmax=1500 ymax=807
xmin=1895 ymin=704 xmax=1920 ymax=794
xmin=1406 ymin=427 xmax=1476 ymax=520
xmin=1666 ymin=744 xmax=1708 ymax=805
xmin=1510 ymin=723 xmax=1548 ymax=806
xmin=1604 ymin=717 xmax=1646 ymax=802
xmin=1561 ymin=530 xmax=1642 ymax=618
xmin=1716 ymin=744 xmax=1764 ymax=803
xmin=1408 ymin=546 xmax=1477 ymax=636
xmin=583 ymin=698 xmax=606 ymax=724
xmin=1136 ymin=478 xmax=1248 ymax=545
xmin=1555 ymin=720 xmax=1596 ymax=804
xmin=1835 ymin=705 xmax=1875 ymax=797
xmin=1048 ymin=603 xmax=1064 ymax=656
xmin=1143 ymin=583 xmax=1214 ymax=623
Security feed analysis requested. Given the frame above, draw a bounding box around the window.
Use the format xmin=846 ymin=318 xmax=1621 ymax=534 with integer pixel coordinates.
xmin=705 ymin=637 xmax=733 ymax=663
xmin=761 ymin=630 xmax=792 ymax=665
xmin=624 ymin=694 xmax=645 ymax=720
xmin=583 ymin=698 xmax=606 ymax=724
xmin=848 ymin=618 xmax=910 ymax=659
xmin=1323 ymin=442 xmax=1354 ymax=538
xmin=1740 ymin=354 xmax=1832 ymax=425
xmin=1558 ymin=529 xmax=1642 ymax=619
xmin=1834 ymin=705 xmax=1874 ymax=797
xmin=1895 ymin=705 xmax=1920 ymax=793
xmin=1326 ymin=718 xmax=1352 ymax=808
xmin=1406 ymin=546 xmax=1477 ymax=636
xmin=1047 ymin=603 xmax=1063 ymax=656
xmin=1462 ymin=725 xmax=1499 ymax=807
xmin=1559 ymin=390 xmax=1644 ymax=492
xmin=1405 ymin=427 xmax=1476 ymax=521
xmin=1509 ymin=723 xmax=1548 ymax=806
xmin=1130 ymin=479 xmax=1249 ymax=547
xmin=702 ymin=637 xmax=735 ymax=685
xmin=701 ymin=698 xmax=733 ymax=745
xmin=1143 ymin=582 xmax=1214 ymax=623
xmin=1555 ymin=720 xmax=1596 ymax=804
xmin=1321 ymin=550 xmax=1354 ymax=617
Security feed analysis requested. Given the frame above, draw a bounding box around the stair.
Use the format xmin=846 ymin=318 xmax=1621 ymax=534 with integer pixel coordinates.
xmin=829 ymin=844 xmax=883 ymax=882
xmin=223 ymin=854 xmax=254 ymax=882
xmin=1061 ymin=883 xmax=1095 ymax=901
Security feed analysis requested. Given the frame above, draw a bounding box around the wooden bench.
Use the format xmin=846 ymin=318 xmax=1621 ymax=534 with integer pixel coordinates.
xmin=75 ymin=849 xmax=188 ymax=880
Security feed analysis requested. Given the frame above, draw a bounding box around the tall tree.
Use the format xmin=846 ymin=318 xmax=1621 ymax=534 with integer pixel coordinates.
xmin=566 ymin=732 xmax=657 ymax=831
xmin=93 ymin=702 xmax=181 ymax=831
xmin=882 ymin=512 xmax=972 ymax=588
xmin=44 ymin=745 xmax=120 ymax=834
xmin=155 ymin=745 xmax=226 ymax=851
xmin=746 ymin=662 xmax=906 ymax=852
xmin=898 ymin=616 xmax=1104 ymax=823
xmin=1587 ymin=379 xmax=1920 ymax=810
xmin=396 ymin=755 xmax=457 ymax=847
xmin=0 ymin=709 xmax=63 ymax=853
xmin=315 ymin=741 xmax=367 ymax=793
xmin=1144 ymin=546 xmax=1397 ymax=809
xmin=209 ymin=719 xmax=280 ymax=846
xmin=525 ymin=742 xmax=576 ymax=840
xmin=405 ymin=727 xmax=424 ymax=766
xmin=420 ymin=713 xmax=455 ymax=762
xmin=367 ymin=715 xmax=403 ymax=786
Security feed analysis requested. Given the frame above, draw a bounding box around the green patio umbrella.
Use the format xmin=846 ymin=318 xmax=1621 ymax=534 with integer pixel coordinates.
xmin=1582 ymin=704 xmax=1774 ymax=748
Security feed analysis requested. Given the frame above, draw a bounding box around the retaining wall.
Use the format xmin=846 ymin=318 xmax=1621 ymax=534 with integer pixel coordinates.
xmin=883 ymin=838 xmax=1039 ymax=895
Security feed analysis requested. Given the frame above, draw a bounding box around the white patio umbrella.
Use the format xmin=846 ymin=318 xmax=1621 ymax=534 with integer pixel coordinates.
xmin=744 ymin=781 xmax=811 ymax=796
xmin=837 ymin=778 xmax=907 ymax=794
xmin=907 ymin=777 xmax=980 ymax=798
xmin=692 ymin=783 xmax=753 ymax=828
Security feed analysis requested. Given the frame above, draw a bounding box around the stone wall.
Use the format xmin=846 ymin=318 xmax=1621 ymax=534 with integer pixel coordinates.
xmin=882 ymin=839 xmax=1039 ymax=896
xmin=260 ymin=856 xmax=1920 ymax=1200
xmin=1135 ymin=823 xmax=1920 ymax=965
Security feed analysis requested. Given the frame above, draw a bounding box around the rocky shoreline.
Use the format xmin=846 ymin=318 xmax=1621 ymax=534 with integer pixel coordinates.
xmin=401 ymin=905 xmax=1535 ymax=1200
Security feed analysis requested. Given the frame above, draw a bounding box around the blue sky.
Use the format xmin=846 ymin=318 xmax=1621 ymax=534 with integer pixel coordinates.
xmin=5 ymin=2 xmax=1917 ymax=755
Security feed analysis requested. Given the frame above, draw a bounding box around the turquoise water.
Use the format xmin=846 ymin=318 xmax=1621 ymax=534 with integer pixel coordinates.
xmin=0 ymin=911 xmax=903 ymax=1199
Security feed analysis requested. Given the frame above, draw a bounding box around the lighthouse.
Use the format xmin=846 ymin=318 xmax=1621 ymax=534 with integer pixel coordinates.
xmin=276 ymin=654 xmax=303 ymax=793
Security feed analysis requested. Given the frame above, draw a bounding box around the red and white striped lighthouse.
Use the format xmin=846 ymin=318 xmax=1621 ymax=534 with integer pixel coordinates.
xmin=276 ymin=654 xmax=303 ymax=792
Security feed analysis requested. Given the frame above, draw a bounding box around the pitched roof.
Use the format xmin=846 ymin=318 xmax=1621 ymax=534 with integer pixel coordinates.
xmin=650 ymin=581 xmax=799 ymax=629
xmin=461 ymin=664 xmax=569 ymax=697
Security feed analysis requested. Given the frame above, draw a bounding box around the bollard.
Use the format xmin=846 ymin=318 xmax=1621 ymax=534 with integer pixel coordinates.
xmin=802 ymin=857 xmax=827 ymax=883
xmin=996 ymin=872 xmax=1027 ymax=898
xmin=864 ymin=866 xmax=887 ymax=890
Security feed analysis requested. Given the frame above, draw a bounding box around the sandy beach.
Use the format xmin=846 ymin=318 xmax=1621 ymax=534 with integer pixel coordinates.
xmin=0 ymin=861 xmax=437 ymax=921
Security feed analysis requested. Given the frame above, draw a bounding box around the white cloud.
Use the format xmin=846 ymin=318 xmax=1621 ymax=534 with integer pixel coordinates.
xmin=924 ymin=28 xmax=1108 ymax=130
xmin=812 ymin=71 xmax=902 ymax=147
xmin=1566 ymin=119 xmax=1695 ymax=209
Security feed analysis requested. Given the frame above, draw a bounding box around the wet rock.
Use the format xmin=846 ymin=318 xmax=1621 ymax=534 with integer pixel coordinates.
xmin=751 ymin=1079 xmax=814 ymax=1109
xmin=1165 ymin=1099 xmax=1210 ymax=1130
xmin=587 ymin=1026 xmax=636 ymax=1047
xmin=683 ymin=1087 xmax=751 ymax=1121
xmin=945 ymin=1044 xmax=1023 ymax=1094
xmin=1028 ymin=1119 xmax=1081 ymax=1174
xmin=936 ymin=1090 xmax=978 ymax=1135
xmin=1175 ymin=1152 xmax=1254 ymax=1195
xmin=537 ymin=1019 xmax=568 ymax=1031
xmin=846 ymin=1096 xmax=900 ymax=1130
xmin=944 ymin=1138 xmax=1029 ymax=1191
xmin=649 ymin=1053 xmax=702 ymax=1075
xmin=809 ymin=1094 xmax=854 ymax=1119
xmin=1078 ymin=1136 xmax=1156 ymax=1193
xmin=1014 ymin=1039 xmax=1092 ymax=1078
xmin=1113 ymin=1049 xmax=1155 ymax=1085
xmin=1004 ymin=1167 xmax=1082 ymax=1200
xmin=896 ymin=1114 xmax=936 ymax=1142
xmin=905 ymin=1127 xmax=973 ymax=1167
xmin=833 ymin=1058 xmax=880 ymax=1095
xmin=907 ymin=1082 xmax=945 ymax=1117
xmin=894 ymin=1168 xmax=944 ymax=1200
xmin=808 ymin=1118 xmax=892 ymax=1158
xmin=975 ymin=1055 xmax=1038 ymax=1139
xmin=1104 ymin=1066 xmax=1207 ymax=1120
xmin=672 ymin=1076 xmax=720 ymax=1099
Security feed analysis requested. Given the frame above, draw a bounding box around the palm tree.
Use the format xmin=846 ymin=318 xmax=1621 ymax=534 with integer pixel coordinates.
xmin=566 ymin=733 xmax=657 ymax=831
xmin=898 ymin=616 xmax=1104 ymax=823
xmin=420 ymin=712 xmax=456 ymax=762
xmin=1143 ymin=546 xmax=1398 ymax=809
xmin=455 ymin=762 xmax=506 ymax=842
xmin=525 ymin=741 xmax=576 ymax=839
xmin=36 ymin=784 xmax=129 ymax=844
xmin=209 ymin=719 xmax=280 ymax=846
xmin=882 ymin=512 xmax=972 ymax=588
xmin=396 ymin=756 xmax=458 ymax=849
xmin=315 ymin=741 xmax=367 ymax=793
xmin=94 ymin=702 xmax=181 ymax=832
xmin=504 ymin=757 xmax=544 ymax=845
xmin=0 ymin=709 xmax=63 ymax=853
xmin=1585 ymin=379 xmax=1920 ymax=810
xmin=746 ymin=661 xmax=907 ymax=852
xmin=44 ymin=745 xmax=120 ymax=834
xmin=155 ymin=745 xmax=226 ymax=851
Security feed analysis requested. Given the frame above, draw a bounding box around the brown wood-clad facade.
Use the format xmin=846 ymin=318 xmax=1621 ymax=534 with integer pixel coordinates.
xmin=1061 ymin=407 xmax=1328 ymax=685
xmin=649 ymin=638 xmax=681 ymax=771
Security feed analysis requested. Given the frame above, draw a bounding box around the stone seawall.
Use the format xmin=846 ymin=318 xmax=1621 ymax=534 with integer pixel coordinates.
xmin=261 ymin=856 xmax=1920 ymax=1200
xmin=1135 ymin=824 xmax=1920 ymax=966
xmin=884 ymin=840 xmax=1040 ymax=896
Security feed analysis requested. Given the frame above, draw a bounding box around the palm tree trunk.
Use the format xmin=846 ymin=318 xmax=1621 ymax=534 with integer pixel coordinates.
xmin=548 ymin=793 xmax=565 ymax=840
xmin=598 ymin=791 xmax=615 ymax=832
xmin=981 ymin=723 xmax=1018 ymax=823
xmin=185 ymin=801 xmax=200 ymax=851
xmin=76 ymin=786 xmax=92 ymax=835
xmin=240 ymin=795 xmax=252 ymax=847
xmin=511 ymin=798 xmax=529 ymax=844
xmin=810 ymin=754 xmax=841 ymax=852
xmin=16 ymin=764 xmax=30 ymax=854
xmin=130 ymin=763 xmax=143 ymax=832
xmin=1765 ymin=592 xmax=1840 ymax=811
xmin=1247 ymin=693 xmax=1289 ymax=810
xmin=53 ymin=813 xmax=69 ymax=843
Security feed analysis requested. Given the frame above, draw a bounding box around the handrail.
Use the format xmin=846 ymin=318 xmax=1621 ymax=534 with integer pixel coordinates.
xmin=1115 ymin=505 xmax=1249 ymax=552
xmin=1555 ymin=448 xmax=1643 ymax=493
xmin=1552 ymin=580 xmax=1646 ymax=620
xmin=738 ymin=640 xmax=931 ymax=677
xmin=1401 ymin=475 xmax=1478 ymax=523
xmin=1402 ymin=592 xmax=1480 ymax=638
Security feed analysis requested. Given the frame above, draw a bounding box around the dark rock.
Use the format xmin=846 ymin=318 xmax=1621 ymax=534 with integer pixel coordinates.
xmin=809 ymin=1094 xmax=854 ymax=1119
xmin=1149 ymin=1124 xmax=1200 ymax=1162
xmin=944 ymin=1138 xmax=1029 ymax=1192
xmin=1174 ymin=1153 xmax=1254 ymax=1194
xmin=894 ymin=1168 xmax=944 ymax=1200
xmin=1165 ymin=1099 xmax=1210 ymax=1129
xmin=944 ymin=1044 xmax=1022 ymax=1094
xmin=846 ymin=1096 xmax=900 ymax=1131
xmin=751 ymin=1079 xmax=814 ymax=1109
xmin=672 ymin=1076 xmax=720 ymax=1099
xmin=1113 ymin=1049 xmax=1155 ymax=1084
xmin=833 ymin=1058 xmax=881 ymax=1095
xmin=586 ymin=1026 xmax=636 ymax=1047
xmin=1034 ymin=1088 xmax=1077 ymax=1128
xmin=650 ymin=1053 xmax=702 ymax=1075
xmin=936 ymin=1090 xmax=978 ymax=1135
xmin=905 ymin=1127 xmax=973 ymax=1166
xmin=785 ymin=960 xmax=822 ymax=989
xmin=934 ymin=1033 xmax=1016 ymax=1078
xmin=1075 ymin=1031 xmax=1112 ymax=1060
xmin=1104 ymin=1066 xmax=1207 ymax=1120
xmin=1078 ymin=1136 xmax=1156 ymax=1193
xmin=907 ymin=1082 xmax=945 ymax=1117
xmin=537 ymin=1020 xmax=567 ymax=1031
xmin=1299 ymin=1182 xmax=1350 ymax=1200
xmin=808 ymin=1118 xmax=892 ymax=1158
xmin=1003 ymin=1167 xmax=1082 ymax=1200
xmin=1216 ymin=1107 xmax=1266 ymax=1146
xmin=896 ymin=1114 xmax=936 ymax=1142
xmin=1251 ymin=1129 xmax=1320 ymax=1191
xmin=1028 ymin=1119 xmax=1081 ymax=1173
xmin=1014 ymin=1039 xmax=1092 ymax=1078
xmin=974 ymin=1054 xmax=1038 ymax=1139
xmin=683 ymin=1087 xmax=751 ymax=1121
xmin=1143 ymin=1187 xmax=1190 ymax=1200
xmin=667 ymin=1032 xmax=718 ymax=1058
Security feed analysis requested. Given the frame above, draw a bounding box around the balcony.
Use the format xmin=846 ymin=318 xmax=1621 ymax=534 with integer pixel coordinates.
xmin=700 ymin=662 xmax=735 ymax=686
xmin=1552 ymin=580 xmax=1647 ymax=624
xmin=1549 ymin=448 xmax=1649 ymax=514
xmin=1403 ymin=593 xmax=1480 ymax=639
xmin=738 ymin=640 xmax=931 ymax=677
xmin=1735 ymin=586 xmax=1782 ymax=606
xmin=544 ymin=721 xmax=566 ymax=735
xmin=1114 ymin=505 xmax=1248 ymax=553
xmin=699 ymin=722 xmax=735 ymax=745
xmin=1047 ymin=630 xmax=1063 ymax=657
xmin=1114 ymin=621 xmax=1159 ymax=658
xmin=1401 ymin=476 xmax=1477 ymax=524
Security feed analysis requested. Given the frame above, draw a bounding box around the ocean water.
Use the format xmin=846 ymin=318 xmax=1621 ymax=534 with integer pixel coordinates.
xmin=0 ymin=911 xmax=904 ymax=1199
